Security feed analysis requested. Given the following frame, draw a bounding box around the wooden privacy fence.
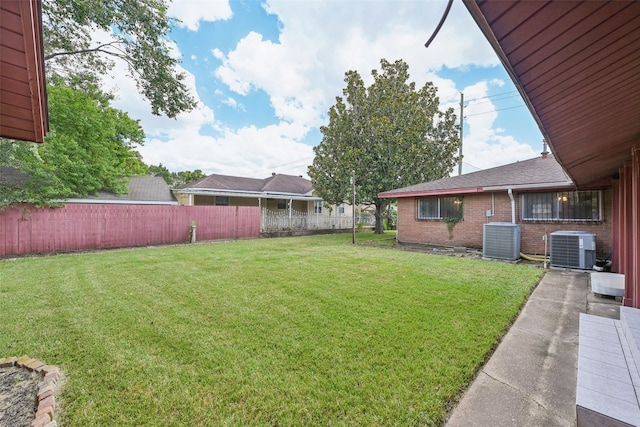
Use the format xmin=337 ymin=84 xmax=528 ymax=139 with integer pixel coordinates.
xmin=0 ymin=204 xmax=261 ymax=257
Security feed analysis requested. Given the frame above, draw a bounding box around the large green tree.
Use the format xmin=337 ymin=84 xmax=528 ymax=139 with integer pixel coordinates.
xmin=43 ymin=0 xmax=196 ymax=118
xmin=308 ymin=59 xmax=460 ymax=233
xmin=0 ymin=80 xmax=147 ymax=209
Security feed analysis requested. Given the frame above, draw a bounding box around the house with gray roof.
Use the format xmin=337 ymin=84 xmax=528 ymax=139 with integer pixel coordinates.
xmin=378 ymin=150 xmax=612 ymax=258
xmin=1 ymin=168 xmax=177 ymax=206
xmin=66 ymin=176 xmax=177 ymax=205
xmin=172 ymin=173 xmax=321 ymax=210
xmin=173 ymin=172 xmax=362 ymax=232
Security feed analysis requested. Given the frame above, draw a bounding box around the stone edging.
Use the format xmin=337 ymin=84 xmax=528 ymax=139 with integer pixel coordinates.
xmin=0 ymin=355 xmax=60 ymax=427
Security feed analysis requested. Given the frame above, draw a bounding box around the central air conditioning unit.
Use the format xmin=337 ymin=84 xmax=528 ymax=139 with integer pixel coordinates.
xmin=550 ymin=231 xmax=596 ymax=269
xmin=483 ymin=222 xmax=521 ymax=261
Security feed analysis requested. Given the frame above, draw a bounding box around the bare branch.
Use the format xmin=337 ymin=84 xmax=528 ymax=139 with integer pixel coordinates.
xmin=44 ymin=41 xmax=125 ymax=61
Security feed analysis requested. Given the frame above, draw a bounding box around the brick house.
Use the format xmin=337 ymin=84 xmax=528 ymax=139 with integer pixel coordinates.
xmin=461 ymin=0 xmax=639 ymax=310
xmin=379 ymin=150 xmax=612 ymax=258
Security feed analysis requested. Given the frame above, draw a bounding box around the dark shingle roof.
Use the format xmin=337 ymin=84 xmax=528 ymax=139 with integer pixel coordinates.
xmin=179 ymin=173 xmax=313 ymax=195
xmin=181 ymin=174 xmax=266 ymax=192
xmin=74 ymin=176 xmax=177 ymax=203
xmin=0 ymin=166 xmax=30 ymax=188
xmin=0 ymin=169 xmax=176 ymax=204
xmin=262 ymin=174 xmax=313 ymax=194
xmin=379 ymin=155 xmax=574 ymax=198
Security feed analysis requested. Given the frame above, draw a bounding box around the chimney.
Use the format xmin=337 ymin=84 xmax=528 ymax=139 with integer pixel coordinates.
xmin=272 ymin=172 xmax=276 ymax=176
xmin=541 ymin=139 xmax=549 ymax=159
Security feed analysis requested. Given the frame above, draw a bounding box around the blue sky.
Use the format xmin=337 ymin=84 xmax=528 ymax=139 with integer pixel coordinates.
xmin=102 ymin=0 xmax=543 ymax=178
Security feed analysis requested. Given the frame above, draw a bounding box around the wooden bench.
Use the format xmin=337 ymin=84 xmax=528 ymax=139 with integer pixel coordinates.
xmin=577 ymin=307 xmax=640 ymax=426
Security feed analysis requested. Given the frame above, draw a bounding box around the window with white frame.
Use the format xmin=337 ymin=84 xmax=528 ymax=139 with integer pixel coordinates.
xmin=277 ymin=199 xmax=287 ymax=210
xmin=417 ymin=197 xmax=462 ymax=220
xmin=522 ymin=190 xmax=602 ymax=221
xmin=338 ymin=204 xmax=345 ymax=214
xmin=314 ymin=201 xmax=323 ymax=214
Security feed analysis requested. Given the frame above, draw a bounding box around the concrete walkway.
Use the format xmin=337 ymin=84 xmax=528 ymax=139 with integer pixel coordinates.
xmin=445 ymin=269 xmax=621 ymax=427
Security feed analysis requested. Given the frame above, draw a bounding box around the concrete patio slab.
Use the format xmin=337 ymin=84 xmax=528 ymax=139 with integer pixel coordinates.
xmin=445 ymin=269 xmax=621 ymax=427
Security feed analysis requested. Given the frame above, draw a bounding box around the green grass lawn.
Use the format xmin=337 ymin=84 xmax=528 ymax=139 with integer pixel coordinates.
xmin=0 ymin=233 xmax=542 ymax=426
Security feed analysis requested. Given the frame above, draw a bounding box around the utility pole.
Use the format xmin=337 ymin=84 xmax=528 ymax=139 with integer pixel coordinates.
xmin=458 ymin=92 xmax=464 ymax=176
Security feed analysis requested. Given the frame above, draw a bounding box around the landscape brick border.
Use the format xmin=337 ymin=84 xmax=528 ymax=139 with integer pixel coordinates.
xmin=0 ymin=355 xmax=60 ymax=427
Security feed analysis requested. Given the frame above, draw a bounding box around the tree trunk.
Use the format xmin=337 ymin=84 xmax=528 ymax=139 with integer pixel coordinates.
xmin=374 ymin=200 xmax=385 ymax=234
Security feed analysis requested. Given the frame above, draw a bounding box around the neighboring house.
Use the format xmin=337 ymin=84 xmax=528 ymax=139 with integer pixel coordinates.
xmin=0 ymin=0 xmax=48 ymax=143
xmin=173 ymin=172 xmax=320 ymax=210
xmin=379 ymin=150 xmax=612 ymax=258
xmin=1 ymin=169 xmax=177 ymax=206
xmin=461 ymin=1 xmax=640 ymax=310
xmin=173 ymin=172 xmax=361 ymax=232
xmin=66 ymin=176 xmax=177 ymax=205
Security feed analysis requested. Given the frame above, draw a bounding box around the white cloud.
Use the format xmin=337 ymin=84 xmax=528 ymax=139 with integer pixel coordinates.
xmin=211 ymin=48 xmax=224 ymax=60
xmin=460 ymin=82 xmax=537 ymax=170
xmin=139 ymin=124 xmax=314 ymax=178
xmin=221 ymin=97 xmax=242 ymax=110
xmin=210 ymin=0 xmax=510 ymax=167
xmin=85 ymin=0 xmax=540 ymax=180
xmin=168 ymin=0 xmax=232 ymax=31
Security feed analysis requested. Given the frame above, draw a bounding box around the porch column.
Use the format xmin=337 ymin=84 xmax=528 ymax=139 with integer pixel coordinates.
xmin=611 ymin=178 xmax=620 ymax=273
xmin=629 ymin=147 xmax=640 ymax=309
xmin=622 ymin=161 xmax=633 ymax=306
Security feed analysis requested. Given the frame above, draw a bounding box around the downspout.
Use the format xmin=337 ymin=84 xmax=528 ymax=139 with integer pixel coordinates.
xmin=508 ymin=188 xmax=515 ymax=223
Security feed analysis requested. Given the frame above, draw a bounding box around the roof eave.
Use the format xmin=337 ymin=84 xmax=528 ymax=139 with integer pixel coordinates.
xmin=378 ymin=187 xmax=483 ymax=199
xmin=379 ymin=180 xmax=576 ymax=199
xmin=61 ymin=199 xmax=178 ymax=205
xmin=482 ymin=181 xmax=575 ymax=192
xmin=462 ymin=0 xmax=576 ymax=181
xmin=174 ymin=188 xmax=322 ymax=202
xmin=462 ymin=1 xmax=546 ymax=141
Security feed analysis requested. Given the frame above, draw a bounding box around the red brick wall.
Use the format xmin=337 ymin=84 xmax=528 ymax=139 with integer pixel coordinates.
xmin=396 ymin=189 xmax=612 ymax=258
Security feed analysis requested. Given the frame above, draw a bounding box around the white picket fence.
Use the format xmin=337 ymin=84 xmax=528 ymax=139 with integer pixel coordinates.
xmin=261 ymin=209 xmax=375 ymax=232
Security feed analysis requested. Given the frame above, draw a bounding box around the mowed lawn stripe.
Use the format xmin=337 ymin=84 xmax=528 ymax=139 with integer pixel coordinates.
xmin=0 ymin=233 xmax=542 ymax=426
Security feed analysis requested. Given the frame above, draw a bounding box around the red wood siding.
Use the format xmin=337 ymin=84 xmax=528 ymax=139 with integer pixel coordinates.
xmin=0 ymin=204 xmax=260 ymax=257
xmin=0 ymin=0 xmax=48 ymax=143
xmin=397 ymin=190 xmax=612 ymax=257
xmin=615 ymin=147 xmax=640 ymax=308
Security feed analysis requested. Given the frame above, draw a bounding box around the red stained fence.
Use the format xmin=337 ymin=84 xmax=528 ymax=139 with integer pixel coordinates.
xmin=0 ymin=204 xmax=261 ymax=257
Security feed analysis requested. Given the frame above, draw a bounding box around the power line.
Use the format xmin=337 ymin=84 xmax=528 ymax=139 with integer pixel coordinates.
xmin=464 ymin=104 xmax=526 ymax=118
xmin=465 ymin=93 xmax=521 ymax=107
xmin=462 ymin=161 xmax=482 ymax=172
xmin=463 ymin=90 xmax=519 ymax=103
xmin=253 ymin=157 xmax=313 ymax=176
